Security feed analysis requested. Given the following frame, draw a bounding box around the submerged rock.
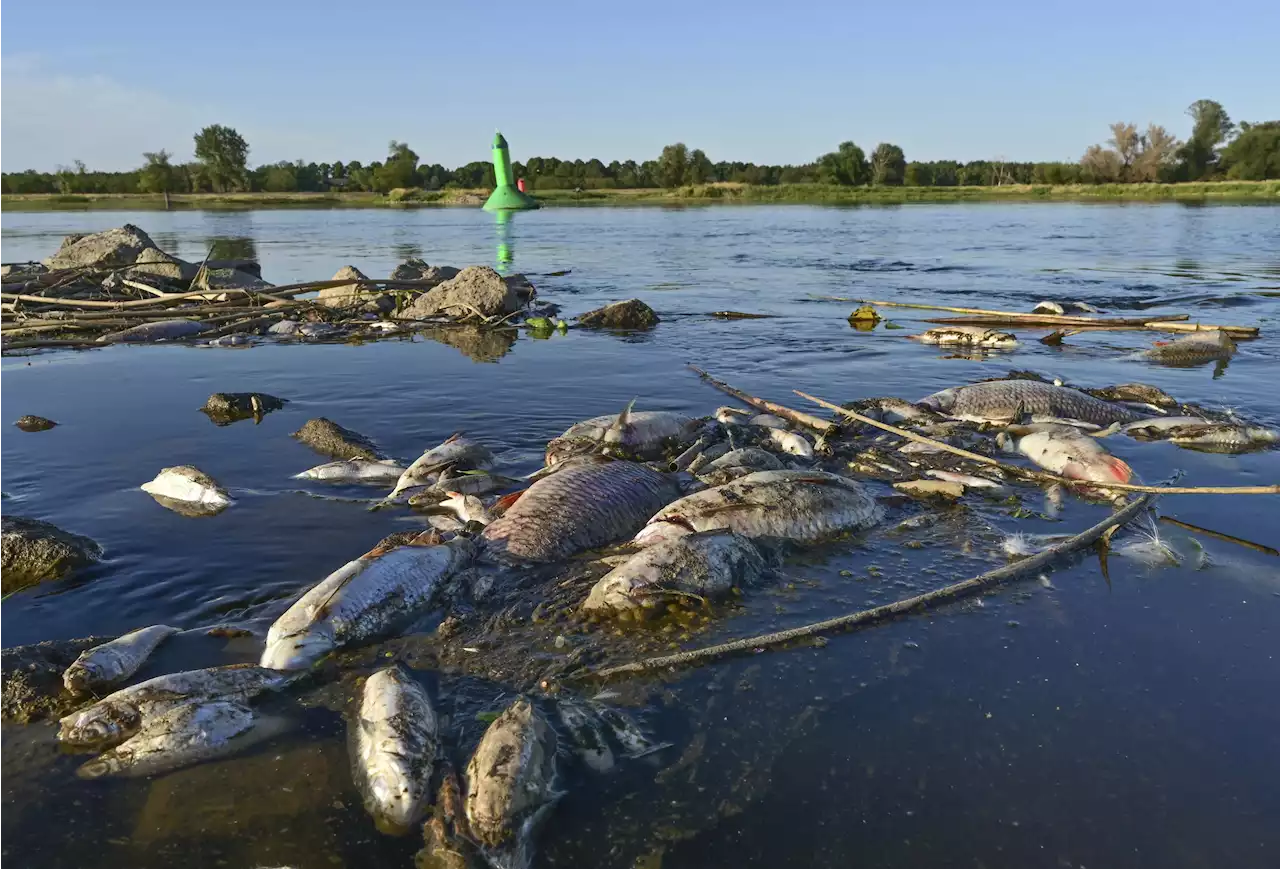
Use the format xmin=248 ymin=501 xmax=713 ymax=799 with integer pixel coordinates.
xmin=127 ymin=247 xmax=199 ymax=283
xmin=576 ymin=299 xmax=659 ymax=330
xmin=43 ymin=224 xmax=157 ymax=271
xmin=14 ymin=414 xmax=58 ymax=432
xmin=318 ymin=265 xmax=393 ymax=314
xmin=397 ymin=266 xmax=522 ymax=320
xmin=200 ymin=392 xmax=286 ymax=425
xmin=292 ymin=417 xmax=384 ymax=460
xmin=1 ymin=515 xmax=103 ymax=593
xmin=1 ymin=636 xmax=113 ymax=723
xmin=391 ymin=258 xmax=460 ymax=286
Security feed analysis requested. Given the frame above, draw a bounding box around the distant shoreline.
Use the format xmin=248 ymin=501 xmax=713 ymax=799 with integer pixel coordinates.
xmin=3 ymin=181 xmax=1276 ymax=211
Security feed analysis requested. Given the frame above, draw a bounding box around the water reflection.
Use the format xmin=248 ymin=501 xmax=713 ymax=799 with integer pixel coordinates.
xmin=417 ymin=324 xmax=516 ymax=362
xmin=495 ymin=210 xmax=514 ymax=272
xmin=206 ymin=236 xmax=259 ymax=263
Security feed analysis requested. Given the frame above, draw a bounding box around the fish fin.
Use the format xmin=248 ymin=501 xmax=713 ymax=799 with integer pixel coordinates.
xmin=493 ymin=490 xmax=525 ymax=515
xmin=310 ymin=558 xmax=372 ymax=618
xmin=443 ymin=432 xmax=463 ymax=444
xmin=1104 ymin=456 xmax=1133 ymax=483
xmin=1089 ymin=423 xmax=1122 ymax=439
xmin=616 ymin=398 xmax=637 ymax=431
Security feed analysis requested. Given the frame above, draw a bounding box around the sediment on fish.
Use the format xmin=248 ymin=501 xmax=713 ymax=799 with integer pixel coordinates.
xmin=352 ymin=665 xmax=438 ymax=833
xmin=464 ymin=698 xmax=560 ymax=855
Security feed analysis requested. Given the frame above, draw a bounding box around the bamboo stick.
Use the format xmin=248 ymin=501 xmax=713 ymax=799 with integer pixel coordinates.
xmin=591 ymin=495 xmax=1155 ymax=679
xmin=688 ymin=366 xmax=836 ymax=435
xmin=795 ymin=390 xmax=1280 ymax=496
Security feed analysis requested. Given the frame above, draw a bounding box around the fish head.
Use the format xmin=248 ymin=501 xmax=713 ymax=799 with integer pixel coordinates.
xmin=61 ymin=660 xmax=105 ymax=695
xmin=366 ymin=768 xmax=422 ymax=834
xmin=58 ymin=702 xmax=141 ymax=748
xmin=259 ymin=625 xmax=335 ymax=671
xmin=76 ymin=754 xmax=122 ymax=780
xmin=633 ymin=520 xmax=693 ymax=548
xmin=918 ymin=388 xmax=957 ymax=413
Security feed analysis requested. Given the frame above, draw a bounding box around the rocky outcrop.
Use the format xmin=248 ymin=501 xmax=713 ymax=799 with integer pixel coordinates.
xmin=43 ymin=224 xmax=158 ymax=271
xmin=14 ymin=415 xmax=58 ymax=432
xmin=504 ymin=273 xmax=537 ymax=303
xmin=317 ymin=265 xmax=393 ymax=314
xmin=395 ymin=266 xmax=522 ymax=320
xmin=127 ymin=247 xmax=199 ymax=283
xmin=1 ymin=636 xmax=113 ymax=723
xmin=576 ymin=299 xmax=659 ymax=330
xmin=201 ymin=393 xmax=287 ymax=425
xmin=292 ymin=418 xmax=383 ymax=460
xmin=1 ymin=515 xmax=103 ymax=594
xmin=390 ymin=258 xmax=459 ymax=285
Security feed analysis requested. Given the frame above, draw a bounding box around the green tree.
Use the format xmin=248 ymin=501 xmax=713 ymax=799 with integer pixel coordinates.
xmin=657 ymin=143 xmax=690 ymax=187
xmin=1221 ymin=121 xmax=1280 ymax=180
xmin=687 ymin=148 xmax=714 ymax=184
xmin=1132 ymin=124 xmax=1180 ymax=182
xmin=373 ymin=140 xmax=421 ymax=192
xmin=193 ymin=124 xmax=250 ymax=192
xmin=870 ymin=143 xmax=906 ymax=185
xmin=1178 ymin=100 xmax=1234 ymax=180
xmin=1107 ymin=123 xmax=1142 ymax=180
xmin=138 ymin=150 xmax=178 ymax=194
xmin=818 ymin=141 xmax=870 ymax=186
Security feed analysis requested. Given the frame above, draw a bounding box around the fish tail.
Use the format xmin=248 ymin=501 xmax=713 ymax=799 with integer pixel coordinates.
xmin=493 ymin=490 xmax=525 ymax=515
xmin=1105 ymin=456 xmax=1133 ymax=483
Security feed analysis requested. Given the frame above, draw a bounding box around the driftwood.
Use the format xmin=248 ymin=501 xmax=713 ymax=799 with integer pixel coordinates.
xmin=796 ymin=391 xmax=1280 ymax=496
xmin=688 ymin=366 xmax=836 ymax=435
xmin=929 ymin=315 xmax=1258 ymax=338
xmin=591 ymin=495 xmax=1155 ymax=680
xmin=1158 ymin=516 xmax=1280 ymax=556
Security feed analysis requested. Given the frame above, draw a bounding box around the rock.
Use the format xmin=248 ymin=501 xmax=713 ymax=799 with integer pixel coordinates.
xmin=43 ymin=224 xmax=157 ymax=271
xmin=417 ymin=324 xmax=517 ymax=363
xmin=504 ymin=273 xmax=537 ymax=303
xmin=14 ymin=415 xmax=58 ymax=432
xmin=1 ymin=636 xmax=113 ymax=723
xmin=848 ymin=305 xmax=881 ymax=323
xmin=390 ymin=258 xmax=460 ymax=286
xmin=205 ymin=259 xmax=262 ymax=278
xmin=576 ymin=299 xmax=659 ymax=330
xmin=395 ymin=266 xmax=521 ymax=321
xmin=893 ymin=480 xmax=965 ymax=500
xmin=193 ymin=267 xmax=276 ymax=295
xmin=1 ymin=262 xmax=48 ymax=278
xmin=291 ymin=417 xmax=383 ymax=460
xmin=99 ymin=318 xmax=208 ymax=343
xmin=318 ymin=265 xmax=393 ymax=314
xmin=200 ymin=392 xmax=287 ymax=425
xmin=126 ymin=247 xmax=199 ymax=283
xmin=1 ymin=515 xmax=103 ymax=594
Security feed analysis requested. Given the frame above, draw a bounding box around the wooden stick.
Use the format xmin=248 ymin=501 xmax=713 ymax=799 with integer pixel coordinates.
xmin=928 ymin=315 xmax=1257 ymax=338
xmin=795 ymin=390 xmax=1280 ymax=496
xmin=120 ymin=277 xmax=170 ymax=298
xmin=926 ymin=314 xmax=1189 ymax=328
xmin=810 ymin=295 xmax=1191 ymax=324
xmin=1158 ymin=516 xmax=1280 ymax=556
xmin=591 ymin=495 xmax=1155 ymax=679
xmin=689 ymin=366 xmax=836 ymax=435
xmin=1 ymin=278 xmax=438 ymax=310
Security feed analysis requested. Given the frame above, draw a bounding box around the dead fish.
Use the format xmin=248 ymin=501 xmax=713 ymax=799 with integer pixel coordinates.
xmin=546 ymin=407 xmax=700 ymax=464
xmin=635 ymin=470 xmax=883 ymax=547
xmin=76 ymin=699 xmax=278 ymax=779
xmin=387 ymin=435 xmax=494 ymax=501
xmin=63 ymin=625 xmax=180 ymax=694
xmin=588 ymin=703 xmax=670 ymax=759
xmin=856 ymin=398 xmax=945 ymax=426
xmin=1085 ymin=382 xmax=1179 ymax=408
xmin=925 ymin=470 xmax=1009 ymax=494
xmin=1032 ymin=301 xmax=1065 ymax=315
xmin=703 ymin=447 xmax=783 ymax=474
xmin=910 ymin=326 xmax=1017 ymax=349
xmin=481 ymin=461 xmax=681 ymax=563
xmin=268 ymin=319 xmax=300 ymax=335
xmin=99 ymin=319 xmax=208 ymax=344
xmin=1143 ymin=330 xmax=1236 ymax=366
xmin=58 ymin=663 xmax=290 ymax=749
xmin=555 ymin=697 xmax=615 ymax=773
xmin=464 ymin=698 xmax=560 ymax=859
xmin=419 ymin=492 xmax=493 ymax=528
xmin=1032 ymin=301 xmax=1098 ymax=315
xmin=207 ymin=334 xmax=253 ymax=347
xmin=763 ymin=427 xmax=813 ymax=458
xmin=353 ymin=665 xmax=438 ymax=834
xmin=141 ymin=465 xmax=233 ymax=511
xmin=260 ymin=537 xmax=472 ymax=670
xmin=748 ymin=413 xmax=788 ymax=429
xmin=1121 ymin=417 xmax=1277 ymax=452
xmin=298 ymin=322 xmax=341 ymax=339
xmin=295 ymin=459 xmax=406 ymax=484
xmin=714 ymin=406 xmax=751 ymax=424
xmin=1002 ymin=424 xmax=1133 ymax=484
xmin=920 ymin=380 xmax=1147 ymax=426
xmin=583 ymin=530 xmax=765 ymax=617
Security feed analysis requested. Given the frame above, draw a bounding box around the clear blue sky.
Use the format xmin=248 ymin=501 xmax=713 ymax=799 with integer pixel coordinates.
xmin=3 ymin=0 xmax=1277 ymax=172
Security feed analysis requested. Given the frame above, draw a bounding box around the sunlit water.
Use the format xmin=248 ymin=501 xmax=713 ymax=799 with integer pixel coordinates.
xmin=3 ymin=204 xmax=1279 ymax=869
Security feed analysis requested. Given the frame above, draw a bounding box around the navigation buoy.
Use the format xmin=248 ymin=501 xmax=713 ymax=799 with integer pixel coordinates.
xmin=483 ymin=132 xmax=539 ymax=211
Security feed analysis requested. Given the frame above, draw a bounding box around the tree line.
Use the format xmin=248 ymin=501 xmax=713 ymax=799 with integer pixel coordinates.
xmin=4 ymin=100 xmax=1276 ymax=196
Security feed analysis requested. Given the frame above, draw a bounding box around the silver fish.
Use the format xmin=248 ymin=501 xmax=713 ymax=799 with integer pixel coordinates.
xmin=703 ymin=447 xmax=783 ymax=474
xmin=546 ymin=407 xmax=699 ymax=464
xmin=911 ymin=325 xmax=1017 ymax=348
xmin=76 ymin=699 xmax=265 ymax=779
xmin=635 ymin=470 xmax=883 ymax=547
xmin=1121 ymin=416 xmax=1277 ymax=452
xmin=141 ymin=465 xmax=233 ymax=511
xmin=388 ymin=435 xmax=494 ymax=501
xmin=1002 ymin=424 xmax=1133 ymax=484
xmin=920 ymin=380 xmax=1147 ymax=426
xmin=582 ymin=530 xmax=765 ymax=616
xmin=857 ymin=398 xmax=945 ymax=426
xmin=555 ymin=697 xmax=615 ymax=773
xmin=748 ymin=413 xmax=788 ymax=429
xmin=1143 ymin=330 xmax=1236 ymax=366
xmin=482 ymin=461 xmax=681 ymax=563
xmin=100 ymin=319 xmax=208 ymax=343
xmin=295 ymin=459 xmax=406 ymax=483
xmin=63 ymin=624 xmax=180 ymax=694
xmin=588 ymin=703 xmax=670 ymax=759
xmin=763 ymin=427 xmax=813 ymax=458
xmin=464 ymin=698 xmax=560 ymax=856
xmin=353 ymin=665 xmax=438 ymax=833
xmin=260 ymin=538 xmax=471 ymax=670
xmin=714 ymin=406 xmax=751 ymax=424
xmin=925 ymin=470 xmax=1009 ymax=494
xmin=58 ymin=663 xmax=289 ymax=749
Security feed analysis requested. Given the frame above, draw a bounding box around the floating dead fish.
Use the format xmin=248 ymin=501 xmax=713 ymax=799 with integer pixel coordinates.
xmin=482 ymin=461 xmax=681 ymax=563
xmin=76 ymin=699 xmax=275 ymax=779
xmin=62 ymin=625 xmax=180 ymax=694
xmin=1121 ymin=417 xmax=1278 ymax=453
xmin=353 ymin=665 xmax=438 ymax=834
xmin=1032 ymin=300 xmax=1098 ymax=315
xmin=588 ymin=702 xmax=671 ymax=759
xmin=207 ymin=334 xmax=253 ymax=347
xmin=295 ymin=459 xmax=406 ymax=484
xmin=582 ymin=530 xmax=765 ymax=617
xmin=546 ymin=407 xmax=701 ymax=465
xmin=58 ymin=663 xmax=290 ymax=749
xmin=418 ymin=492 xmax=493 ymax=530
xmin=99 ymin=319 xmax=208 ymax=344
xmin=763 ymin=427 xmax=813 ymax=458
xmin=1085 ymin=383 xmax=1179 ymax=408
xmin=920 ymin=380 xmax=1147 ymax=426
xmin=714 ymin=406 xmax=752 ymax=424
xmin=635 ymin=470 xmax=883 ymax=548
xmin=260 ymin=537 xmax=472 ymax=670
xmin=555 ymin=697 xmax=615 ymax=773
xmin=925 ymin=469 xmax=1009 ymax=494
xmin=140 ymin=466 xmax=233 ymax=512
xmin=697 ymin=447 xmax=784 ymax=484
xmin=910 ymin=326 xmax=1017 ymax=349
xmin=464 ymin=698 xmax=560 ymax=861
xmin=1142 ymin=330 xmax=1236 ymax=366
xmin=1002 ymin=424 xmax=1132 ymax=484
xmin=268 ymin=319 xmax=300 ymax=335
xmin=298 ymin=322 xmax=341 ymax=339
xmin=748 ymin=413 xmax=788 ymax=429
xmin=386 ymin=435 xmax=494 ymax=502
xmin=854 ymin=398 xmax=946 ymax=426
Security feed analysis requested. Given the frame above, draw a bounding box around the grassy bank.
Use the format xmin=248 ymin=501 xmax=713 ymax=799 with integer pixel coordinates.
xmin=3 ymin=181 xmax=1276 ymax=211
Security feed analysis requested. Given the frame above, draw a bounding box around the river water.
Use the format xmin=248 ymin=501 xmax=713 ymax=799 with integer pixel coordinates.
xmin=3 ymin=204 xmax=1279 ymax=869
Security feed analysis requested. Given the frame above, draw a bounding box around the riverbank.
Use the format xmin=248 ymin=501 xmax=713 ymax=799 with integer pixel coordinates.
xmin=3 ymin=180 xmax=1276 ymax=211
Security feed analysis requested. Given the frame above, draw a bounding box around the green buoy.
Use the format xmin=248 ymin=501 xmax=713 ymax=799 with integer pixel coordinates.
xmin=483 ymin=131 xmax=539 ymax=211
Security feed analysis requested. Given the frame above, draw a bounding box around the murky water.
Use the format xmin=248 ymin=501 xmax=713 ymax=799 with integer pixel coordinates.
xmin=4 ymin=204 xmax=1280 ymax=869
